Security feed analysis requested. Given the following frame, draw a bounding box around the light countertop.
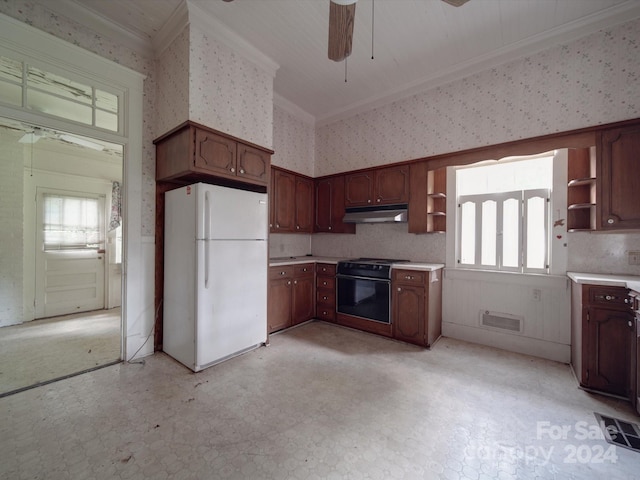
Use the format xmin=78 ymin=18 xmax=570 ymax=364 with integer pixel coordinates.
xmin=269 ymin=256 xmax=444 ymax=271
xmin=391 ymin=263 xmax=445 ymax=272
xmin=567 ymin=272 xmax=640 ymax=292
xmin=269 ymin=256 xmax=341 ymax=266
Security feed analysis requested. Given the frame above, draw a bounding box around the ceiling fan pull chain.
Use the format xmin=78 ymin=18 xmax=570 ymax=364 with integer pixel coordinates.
xmin=371 ymin=0 xmax=375 ymax=60
xmin=345 ymin=56 xmax=348 ymax=83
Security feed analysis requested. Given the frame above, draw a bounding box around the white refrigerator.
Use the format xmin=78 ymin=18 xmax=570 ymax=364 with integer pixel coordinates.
xmin=163 ymin=183 xmax=268 ymax=372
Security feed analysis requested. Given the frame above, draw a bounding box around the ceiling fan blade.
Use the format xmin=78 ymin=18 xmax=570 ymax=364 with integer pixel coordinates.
xmin=328 ymin=1 xmax=356 ymax=62
xmin=441 ymin=0 xmax=471 ymax=6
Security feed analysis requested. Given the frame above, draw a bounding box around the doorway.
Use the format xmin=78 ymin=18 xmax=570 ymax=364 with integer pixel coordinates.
xmin=0 ymin=117 xmax=123 ymax=396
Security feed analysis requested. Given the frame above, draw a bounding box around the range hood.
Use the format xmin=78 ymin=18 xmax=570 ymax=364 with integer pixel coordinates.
xmin=342 ymin=204 xmax=408 ymax=224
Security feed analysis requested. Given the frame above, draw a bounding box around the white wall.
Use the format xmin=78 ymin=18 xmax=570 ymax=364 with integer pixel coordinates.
xmin=0 ymin=129 xmax=24 ymax=327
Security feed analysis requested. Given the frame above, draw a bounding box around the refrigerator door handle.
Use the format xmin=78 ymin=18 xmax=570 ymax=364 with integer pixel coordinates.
xmin=204 ymin=191 xmax=210 ymax=288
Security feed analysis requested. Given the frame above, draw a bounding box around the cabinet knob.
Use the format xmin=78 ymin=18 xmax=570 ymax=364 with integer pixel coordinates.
xmin=279 ymin=271 xmax=286 ymax=276
xmin=328 ymin=226 xmax=332 ymax=230
xmin=296 ymin=225 xmax=300 ymax=230
xmin=276 ymin=223 xmax=280 ymax=228
xmin=377 ymin=198 xmax=381 ymax=203
xmin=323 ymin=296 xmax=328 ymax=300
xmin=230 ymin=167 xmax=235 ymax=173
xmin=607 ymin=218 xmax=614 ymax=224
xmin=629 ymin=321 xmax=633 ymax=327
xmin=405 ymin=275 xmax=413 ymax=280
xmin=397 ymin=287 xmax=402 ymax=292
xmin=323 ymin=311 xmax=328 ymax=315
xmin=240 ymin=169 xmax=245 ymax=174
xmin=367 ymin=199 xmax=371 ymax=203
xmin=322 ymin=281 xmax=327 ymax=285
xmin=287 ymin=281 xmax=291 ymax=285
xmin=294 ymin=280 xmax=297 ymax=284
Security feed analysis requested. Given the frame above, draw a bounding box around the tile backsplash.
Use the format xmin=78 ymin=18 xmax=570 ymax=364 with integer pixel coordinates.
xmin=568 ymin=232 xmax=640 ymax=275
xmin=269 ymin=234 xmax=312 ymax=258
xmin=311 ymin=224 xmax=446 ymax=263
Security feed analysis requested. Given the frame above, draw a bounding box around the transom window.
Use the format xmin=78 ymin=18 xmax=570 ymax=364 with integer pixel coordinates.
xmin=456 ymin=155 xmax=553 ymax=274
xmin=0 ymin=55 xmax=120 ymax=132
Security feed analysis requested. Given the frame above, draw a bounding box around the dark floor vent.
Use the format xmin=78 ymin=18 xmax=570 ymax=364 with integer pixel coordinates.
xmin=594 ymin=412 xmax=640 ymax=453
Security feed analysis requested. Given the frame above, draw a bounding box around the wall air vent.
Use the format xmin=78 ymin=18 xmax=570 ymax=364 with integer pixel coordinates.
xmin=479 ymin=310 xmax=523 ymax=333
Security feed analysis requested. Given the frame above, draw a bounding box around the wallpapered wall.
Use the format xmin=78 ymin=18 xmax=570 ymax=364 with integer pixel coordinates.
xmin=189 ymin=24 xmax=274 ymax=150
xmin=156 ymin=26 xmax=190 ymax=138
xmin=312 ymin=17 xmax=640 ymax=274
xmin=315 ymin=17 xmax=640 ymax=177
xmin=272 ymin=105 xmax=315 ymax=177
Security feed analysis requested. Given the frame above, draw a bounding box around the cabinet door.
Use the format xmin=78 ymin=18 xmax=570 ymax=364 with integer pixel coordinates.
xmin=194 ymin=129 xmax=236 ymax=177
xmin=268 ymin=277 xmax=292 ymax=333
xmin=315 ymin=178 xmax=332 ymax=232
xmin=315 ymin=176 xmax=354 ymax=233
xmin=598 ymin=125 xmax=640 ymax=230
xmin=292 ymin=275 xmax=315 ymax=325
xmin=393 ymin=284 xmax=426 ymax=346
xmin=237 ymin=144 xmax=270 ymax=186
xmin=295 ymin=176 xmax=314 ymax=233
xmin=375 ymin=166 xmax=409 ymax=205
xmin=345 ymin=172 xmax=374 ymax=207
xmin=272 ymin=170 xmax=296 ymax=232
xmin=584 ymin=307 xmax=634 ymax=397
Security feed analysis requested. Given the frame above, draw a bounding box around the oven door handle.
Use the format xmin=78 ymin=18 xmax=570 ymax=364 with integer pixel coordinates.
xmin=336 ymin=274 xmax=391 ymax=283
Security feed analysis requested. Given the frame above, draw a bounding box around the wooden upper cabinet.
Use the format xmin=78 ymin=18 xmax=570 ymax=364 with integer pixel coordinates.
xmin=271 ymin=169 xmax=296 ymax=232
xmin=194 ymin=129 xmax=236 ymax=176
xmin=237 ymin=144 xmax=270 ymax=185
xmin=154 ymin=121 xmax=272 ymax=188
xmin=344 ymin=171 xmax=374 ymax=207
xmin=597 ymin=124 xmax=640 ymax=230
xmin=295 ymin=176 xmax=314 ymax=233
xmin=375 ymin=166 xmax=410 ymax=205
xmin=269 ymin=166 xmax=314 ymax=234
xmin=315 ymin=175 xmax=355 ymax=234
xmin=345 ymin=165 xmax=409 ymax=207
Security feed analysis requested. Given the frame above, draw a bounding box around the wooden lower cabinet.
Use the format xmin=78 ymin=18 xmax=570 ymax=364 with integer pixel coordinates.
xmin=268 ymin=264 xmax=315 ymax=333
xmin=571 ymin=283 xmax=636 ymax=401
xmin=316 ymin=263 xmax=337 ymax=322
xmin=392 ymin=268 xmax=442 ymax=347
xmin=291 ymin=265 xmax=315 ymax=326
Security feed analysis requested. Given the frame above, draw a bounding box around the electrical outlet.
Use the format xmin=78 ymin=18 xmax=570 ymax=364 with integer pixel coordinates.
xmin=629 ymin=251 xmax=640 ymax=265
xmin=533 ymin=288 xmax=541 ymax=301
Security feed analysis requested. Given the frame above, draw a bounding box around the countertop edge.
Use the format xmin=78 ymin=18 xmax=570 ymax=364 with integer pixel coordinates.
xmin=567 ymin=272 xmax=640 ymax=290
xmin=391 ymin=263 xmax=445 ymax=271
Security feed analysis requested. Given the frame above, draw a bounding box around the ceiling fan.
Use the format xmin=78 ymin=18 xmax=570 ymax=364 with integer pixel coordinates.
xmin=328 ymin=0 xmax=471 ymax=62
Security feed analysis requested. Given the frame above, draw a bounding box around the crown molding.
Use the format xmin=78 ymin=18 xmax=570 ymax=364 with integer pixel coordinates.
xmin=43 ymin=0 xmax=154 ymax=58
xmin=152 ymin=0 xmax=189 ymax=58
xmin=274 ymin=94 xmax=315 ymax=126
xmin=185 ymin=0 xmax=279 ymax=78
xmin=315 ymin=1 xmax=640 ymax=126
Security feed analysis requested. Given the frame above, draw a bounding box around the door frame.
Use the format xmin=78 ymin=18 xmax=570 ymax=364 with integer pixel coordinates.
xmin=0 ymin=13 xmax=146 ymax=361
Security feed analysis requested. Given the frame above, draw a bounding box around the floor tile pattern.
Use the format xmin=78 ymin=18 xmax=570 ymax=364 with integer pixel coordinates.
xmin=0 ymin=308 xmax=121 ymax=395
xmin=1 ymin=321 xmax=638 ymax=479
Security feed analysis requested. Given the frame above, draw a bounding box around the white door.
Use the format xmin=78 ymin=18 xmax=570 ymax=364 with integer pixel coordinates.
xmin=35 ymin=189 xmax=106 ymax=318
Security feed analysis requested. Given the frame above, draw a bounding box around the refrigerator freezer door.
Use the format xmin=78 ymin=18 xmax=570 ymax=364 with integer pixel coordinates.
xmin=195 ymin=239 xmax=267 ymax=369
xmin=196 ymin=183 xmax=268 ymax=240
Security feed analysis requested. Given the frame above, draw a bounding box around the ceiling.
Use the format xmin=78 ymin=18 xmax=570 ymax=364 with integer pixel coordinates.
xmin=51 ymin=0 xmax=640 ymax=123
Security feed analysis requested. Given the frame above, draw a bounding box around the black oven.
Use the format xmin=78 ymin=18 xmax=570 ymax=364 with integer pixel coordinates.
xmin=336 ymin=258 xmax=406 ymax=324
